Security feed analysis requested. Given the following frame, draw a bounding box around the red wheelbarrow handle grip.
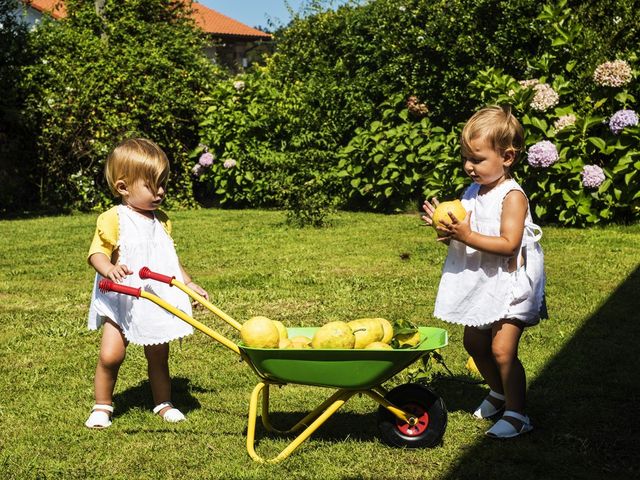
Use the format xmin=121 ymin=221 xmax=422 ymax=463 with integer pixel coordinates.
xmin=98 ymin=279 xmax=141 ymax=298
xmin=139 ymin=267 xmax=174 ymax=284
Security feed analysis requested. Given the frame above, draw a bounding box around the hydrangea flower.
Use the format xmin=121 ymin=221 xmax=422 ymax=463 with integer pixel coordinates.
xmin=199 ymin=152 xmax=214 ymax=167
xmin=406 ymin=95 xmax=428 ymax=117
xmin=593 ymin=60 xmax=632 ymax=87
xmin=191 ymin=163 xmax=204 ymax=177
xmin=518 ymin=79 xmax=539 ymax=89
xmin=553 ymin=114 xmax=576 ymax=132
xmin=530 ymin=83 xmax=559 ymax=111
xmin=527 ymin=141 xmax=559 ymax=168
xmin=609 ymin=109 xmax=638 ymax=134
xmin=581 ymin=165 xmax=606 ymax=188
xmin=233 ymin=80 xmax=245 ymax=91
xmin=223 ymin=159 xmax=237 ymax=169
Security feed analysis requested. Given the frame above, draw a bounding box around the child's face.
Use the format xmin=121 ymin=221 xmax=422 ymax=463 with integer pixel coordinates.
xmin=462 ymin=136 xmax=514 ymax=189
xmin=119 ymin=179 xmax=165 ymax=215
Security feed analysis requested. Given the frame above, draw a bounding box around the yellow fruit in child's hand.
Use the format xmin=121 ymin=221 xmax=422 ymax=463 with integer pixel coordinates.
xmin=364 ymin=341 xmax=393 ymax=350
xmin=465 ymin=356 xmax=480 ymax=375
xmin=240 ymin=316 xmax=279 ymax=348
xmin=432 ymin=200 xmax=466 ymax=230
xmin=311 ymin=321 xmax=355 ymax=349
xmin=272 ymin=320 xmax=288 ymax=340
xmin=395 ymin=331 xmax=421 ymax=348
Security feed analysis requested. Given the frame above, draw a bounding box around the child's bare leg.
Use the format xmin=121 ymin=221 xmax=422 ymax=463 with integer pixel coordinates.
xmin=94 ymin=320 xmax=127 ymax=407
xmin=144 ymin=343 xmax=172 ymax=415
xmin=491 ymin=319 xmax=526 ymax=425
xmin=464 ymin=325 xmax=503 ymax=405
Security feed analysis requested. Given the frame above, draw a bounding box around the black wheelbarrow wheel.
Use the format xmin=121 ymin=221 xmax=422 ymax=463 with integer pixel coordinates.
xmin=377 ymin=383 xmax=447 ymax=448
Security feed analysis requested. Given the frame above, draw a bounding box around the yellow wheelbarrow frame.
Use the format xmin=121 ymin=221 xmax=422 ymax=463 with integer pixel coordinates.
xmin=99 ymin=268 xmax=448 ymax=463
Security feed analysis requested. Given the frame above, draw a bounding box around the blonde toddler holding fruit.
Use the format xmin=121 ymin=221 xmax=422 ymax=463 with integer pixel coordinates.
xmin=422 ymin=106 xmax=546 ymax=439
xmin=85 ymin=138 xmax=209 ymax=429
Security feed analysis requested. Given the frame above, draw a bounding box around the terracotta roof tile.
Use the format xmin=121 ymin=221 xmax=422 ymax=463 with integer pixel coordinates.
xmin=22 ymin=1 xmax=271 ymax=39
xmin=191 ymin=2 xmax=271 ymax=39
xmin=25 ymin=0 xmax=66 ymax=19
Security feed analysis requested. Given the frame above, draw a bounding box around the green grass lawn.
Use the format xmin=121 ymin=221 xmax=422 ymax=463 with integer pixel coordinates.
xmin=1 ymin=209 xmax=638 ymax=479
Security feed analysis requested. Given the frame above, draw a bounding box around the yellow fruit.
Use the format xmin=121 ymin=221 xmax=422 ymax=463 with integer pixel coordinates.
xmin=348 ymin=318 xmax=384 ymax=349
xmin=287 ymin=341 xmax=311 ymax=349
xmin=240 ymin=316 xmax=279 ymax=348
xmin=278 ymin=338 xmax=292 ymax=349
xmin=311 ymin=321 xmax=355 ymax=349
xmin=465 ymin=356 xmax=480 ymax=375
xmin=395 ymin=330 xmax=421 ymax=348
xmin=288 ymin=335 xmax=312 ymax=346
xmin=364 ymin=341 xmax=393 ymax=350
xmin=377 ymin=318 xmax=394 ymax=344
xmin=272 ymin=320 xmax=288 ymax=340
xmin=432 ymin=200 xmax=466 ymax=230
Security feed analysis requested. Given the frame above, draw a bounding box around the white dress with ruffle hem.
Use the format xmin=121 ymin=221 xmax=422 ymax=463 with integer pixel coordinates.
xmin=87 ymin=205 xmax=194 ymax=345
xmin=434 ymin=179 xmax=546 ymax=328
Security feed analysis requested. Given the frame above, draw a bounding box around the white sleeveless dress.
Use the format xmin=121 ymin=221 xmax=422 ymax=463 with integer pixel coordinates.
xmin=87 ymin=205 xmax=194 ymax=345
xmin=434 ymin=179 xmax=546 ymax=328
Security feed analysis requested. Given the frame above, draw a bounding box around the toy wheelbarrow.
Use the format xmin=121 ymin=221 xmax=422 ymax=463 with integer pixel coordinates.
xmin=99 ymin=267 xmax=449 ymax=463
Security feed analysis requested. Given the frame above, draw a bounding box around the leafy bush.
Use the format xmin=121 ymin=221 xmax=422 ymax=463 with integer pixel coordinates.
xmin=467 ymin=1 xmax=639 ymax=225
xmin=20 ymin=0 xmax=222 ymax=211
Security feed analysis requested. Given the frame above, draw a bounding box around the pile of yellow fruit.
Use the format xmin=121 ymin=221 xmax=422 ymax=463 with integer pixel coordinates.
xmin=240 ymin=316 xmax=421 ymax=350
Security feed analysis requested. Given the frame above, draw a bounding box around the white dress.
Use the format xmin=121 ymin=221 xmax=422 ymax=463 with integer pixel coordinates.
xmin=87 ymin=205 xmax=194 ymax=345
xmin=434 ymin=179 xmax=546 ymax=328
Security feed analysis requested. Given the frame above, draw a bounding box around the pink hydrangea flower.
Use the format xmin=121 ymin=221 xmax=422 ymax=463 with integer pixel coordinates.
xmin=530 ymin=83 xmax=559 ymax=111
xmin=199 ymin=152 xmax=214 ymax=167
xmin=593 ymin=60 xmax=632 ymax=87
xmin=553 ymin=114 xmax=576 ymax=132
xmin=581 ymin=165 xmax=606 ymax=188
xmin=527 ymin=141 xmax=559 ymax=168
xmin=223 ymin=159 xmax=237 ymax=169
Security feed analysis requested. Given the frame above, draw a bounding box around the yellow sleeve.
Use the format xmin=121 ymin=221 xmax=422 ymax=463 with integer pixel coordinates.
xmin=88 ymin=207 xmax=119 ymax=261
xmin=156 ymin=209 xmax=172 ymax=237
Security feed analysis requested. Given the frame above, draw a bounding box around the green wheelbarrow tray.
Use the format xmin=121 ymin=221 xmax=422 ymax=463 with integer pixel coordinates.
xmin=239 ymin=326 xmax=448 ymax=389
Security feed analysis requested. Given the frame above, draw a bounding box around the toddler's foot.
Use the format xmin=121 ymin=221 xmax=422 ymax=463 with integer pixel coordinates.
xmin=85 ymin=404 xmax=114 ymax=429
xmin=153 ymin=402 xmax=185 ymax=423
xmin=473 ymin=390 xmax=505 ymax=419
xmin=486 ymin=410 xmax=533 ymax=439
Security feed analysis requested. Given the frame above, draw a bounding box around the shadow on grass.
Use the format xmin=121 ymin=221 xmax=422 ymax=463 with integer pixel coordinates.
xmin=112 ymin=376 xmax=206 ymax=417
xmin=245 ymin=410 xmax=379 ymax=444
xmin=440 ymin=265 xmax=640 ymax=480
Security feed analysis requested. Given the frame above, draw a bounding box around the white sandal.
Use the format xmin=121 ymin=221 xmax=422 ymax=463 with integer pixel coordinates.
xmin=486 ymin=410 xmax=533 ymax=438
xmin=153 ymin=402 xmax=185 ymax=423
xmin=473 ymin=390 xmax=505 ymax=419
xmin=85 ymin=404 xmax=114 ymax=429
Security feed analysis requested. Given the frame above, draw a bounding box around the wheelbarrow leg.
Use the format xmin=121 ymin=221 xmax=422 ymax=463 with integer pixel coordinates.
xmin=260 ymin=384 xmax=357 ymax=435
xmin=246 ymin=382 xmax=356 ymax=463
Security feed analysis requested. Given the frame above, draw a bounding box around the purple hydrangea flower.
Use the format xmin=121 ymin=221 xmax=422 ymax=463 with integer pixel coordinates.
xmin=581 ymin=165 xmax=606 ymax=188
xmin=527 ymin=141 xmax=559 ymax=168
xmin=198 ymin=152 xmax=214 ymax=167
xmin=609 ymin=109 xmax=638 ymax=134
xmin=223 ymin=159 xmax=237 ymax=169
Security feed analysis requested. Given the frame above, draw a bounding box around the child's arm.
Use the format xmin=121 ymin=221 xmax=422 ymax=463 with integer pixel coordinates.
xmin=89 ymin=252 xmax=133 ymax=282
xmin=439 ymin=190 xmax=527 ymax=257
xmin=180 ymin=264 xmax=209 ymax=301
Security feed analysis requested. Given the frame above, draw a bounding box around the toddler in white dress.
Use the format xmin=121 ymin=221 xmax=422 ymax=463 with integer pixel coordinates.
xmin=85 ymin=138 xmax=209 ymax=429
xmin=422 ymin=106 xmax=546 ymax=439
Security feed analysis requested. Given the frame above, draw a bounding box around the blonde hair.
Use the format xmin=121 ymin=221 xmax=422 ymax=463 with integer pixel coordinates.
xmin=104 ymin=138 xmax=170 ymax=197
xmin=461 ymin=105 xmax=524 ymax=166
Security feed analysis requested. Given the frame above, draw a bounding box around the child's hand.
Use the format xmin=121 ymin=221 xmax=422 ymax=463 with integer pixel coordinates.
xmin=438 ymin=210 xmax=473 ymax=244
xmin=106 ymin=264 xmax=133 ymax=282
xmin=186 ymin=281 xmax=209 ymax=303
xmin=421 ymin=197 xmax=439 ymax=226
